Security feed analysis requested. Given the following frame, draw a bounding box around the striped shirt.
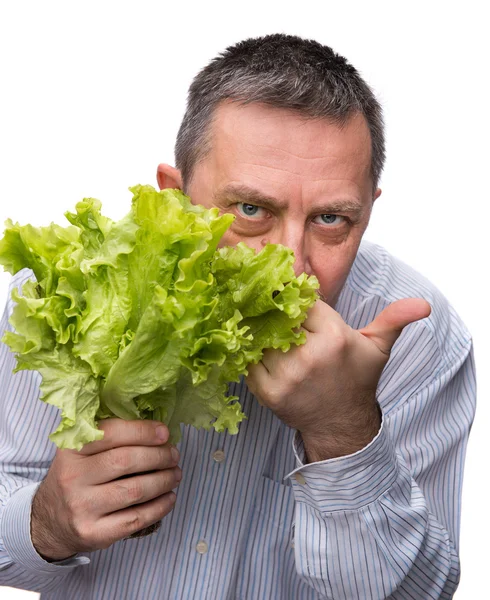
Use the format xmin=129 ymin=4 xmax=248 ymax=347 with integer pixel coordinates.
xmin=0 ymin=240 xmax=476 ymax=599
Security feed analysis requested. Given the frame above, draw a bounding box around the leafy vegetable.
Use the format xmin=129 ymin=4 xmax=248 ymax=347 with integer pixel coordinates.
xmin=0 ymin=185 xmax=319 ymax=449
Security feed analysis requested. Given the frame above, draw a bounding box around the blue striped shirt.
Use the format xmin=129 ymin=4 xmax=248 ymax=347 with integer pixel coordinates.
xmin=0 ymin=240 xmax=476 ymax=599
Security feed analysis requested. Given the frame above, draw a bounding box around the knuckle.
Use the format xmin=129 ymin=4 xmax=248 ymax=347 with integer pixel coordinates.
xmin=110 ymin=448 xmax=133 ymax=473
xmin=158 ymin=445 xmax=174 ymax=467
xmin=56 ymin=470 xmax=82 ymax=501
xmin=262 ymin=387 xmax=279 ymax=407
xmin=125 ymin=479 xmax=144 ymax=504
xmin=123 ymin=508 xmax=144 ymax=532
xmin=70 ymin=517 xmax=94 ymax=547
xmin=329 ymin=326 xmax=348 ymax=354
xmin=163 ymin=469 xmax=179 ymax=490
xmin=57 ymin=468 xmax=77 ymax=491
xmin=110 ymin=479 xmax=141 ymax=507
xmin=160 ymin=493 xmax=177 ymax=515
xmin=288 ymin=364 xmax=305 ymax=385
xmin=64 ymin=492 xmax=83 ymax=516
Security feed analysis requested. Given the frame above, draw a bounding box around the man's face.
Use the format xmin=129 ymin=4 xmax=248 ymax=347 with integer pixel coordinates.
xmin=180 ymin=101 xmax=379 ymax=307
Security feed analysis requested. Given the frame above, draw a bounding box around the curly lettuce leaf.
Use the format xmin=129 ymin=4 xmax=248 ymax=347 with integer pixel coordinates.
xmin=0 ymin=185 xmax=319 ymax=449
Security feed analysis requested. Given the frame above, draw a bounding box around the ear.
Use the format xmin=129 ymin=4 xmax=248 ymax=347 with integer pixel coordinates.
xmin=156 ymin=163 xmax=183 ymax=190
xmin=373 ymin=187 xmax=382 ymax=202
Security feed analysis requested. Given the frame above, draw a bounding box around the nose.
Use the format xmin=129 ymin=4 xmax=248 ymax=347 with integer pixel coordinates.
xmin=271 ymin=224 xmax=310 ymax=277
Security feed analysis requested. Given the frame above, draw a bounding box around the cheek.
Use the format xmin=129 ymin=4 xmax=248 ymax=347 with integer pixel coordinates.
xmin=217 ymin=230 xmax=264 ymax=253
xmin=217 ymin=230 xmax=238 ymax=249
xmin=308 ymin=248 xmax=357 ymax=304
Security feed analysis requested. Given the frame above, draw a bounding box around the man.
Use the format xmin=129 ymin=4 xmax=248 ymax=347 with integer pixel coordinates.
xmin=0 ymin=34 xmax=475 ymax=599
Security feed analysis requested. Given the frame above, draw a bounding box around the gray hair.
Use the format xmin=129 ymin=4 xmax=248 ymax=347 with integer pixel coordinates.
xmin=175 ymin=34 xmax=385 ymax=192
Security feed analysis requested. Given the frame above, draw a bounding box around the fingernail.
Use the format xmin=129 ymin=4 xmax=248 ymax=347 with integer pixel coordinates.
xmin=156 ymin=425 xmax=168 ymax=442
xmin=171 ymin=447 xmax=180 ymax=463
xmin=174 ymin=467 xmax=182 ymax=481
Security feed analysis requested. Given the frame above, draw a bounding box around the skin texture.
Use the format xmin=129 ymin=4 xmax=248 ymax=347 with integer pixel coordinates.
xmin=157 ymin=101 xmax=431 ymax=461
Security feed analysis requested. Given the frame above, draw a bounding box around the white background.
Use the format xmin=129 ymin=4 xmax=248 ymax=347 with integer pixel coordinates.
xmin=0 ymin=1 xmax=487 ymax=598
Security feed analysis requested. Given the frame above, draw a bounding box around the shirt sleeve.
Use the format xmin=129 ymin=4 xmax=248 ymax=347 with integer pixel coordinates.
xmin=287 ymin=323 xmax=476 ymax=599
xmin=0 ymin=271 xmax=90 ymax=593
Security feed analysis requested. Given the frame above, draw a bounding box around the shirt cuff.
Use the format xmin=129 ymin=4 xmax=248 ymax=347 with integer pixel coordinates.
xmin=286 ymin=415 xmax=399 ymax=513
xmin=1 ymin=482 xmax=90 ymax=574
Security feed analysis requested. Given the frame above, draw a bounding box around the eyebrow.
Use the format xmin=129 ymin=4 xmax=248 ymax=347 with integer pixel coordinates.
xmin=214 ymin=184 xmax=287 ymax=209
xmin=214 ymin=184 xmax=365 ymax=219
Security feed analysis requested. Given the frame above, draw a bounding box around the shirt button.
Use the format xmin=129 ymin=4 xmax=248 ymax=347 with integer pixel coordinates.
xmin=294 ymin=472 xmax=306 ymax=485
xmin=212 ymin=449 xmax=225 ymax=463
xmin=196 ymin=540 xmax=208 ymax=554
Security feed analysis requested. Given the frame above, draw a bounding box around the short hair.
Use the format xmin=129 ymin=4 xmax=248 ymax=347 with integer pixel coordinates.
xmin=175 ymin=33 xmax=385 ymax=192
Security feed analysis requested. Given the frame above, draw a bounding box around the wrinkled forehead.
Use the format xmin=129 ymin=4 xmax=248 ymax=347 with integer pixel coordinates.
xmin=206 ymin=100 xmax=373 ymax=183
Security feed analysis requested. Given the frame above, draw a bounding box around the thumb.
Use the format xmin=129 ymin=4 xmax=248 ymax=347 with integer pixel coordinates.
xmin=359 ymin=298 xmax=432 ymax=356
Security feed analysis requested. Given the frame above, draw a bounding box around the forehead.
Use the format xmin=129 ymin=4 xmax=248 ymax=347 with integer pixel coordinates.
xmin=205 ymin=101 xmax=373 ymax=185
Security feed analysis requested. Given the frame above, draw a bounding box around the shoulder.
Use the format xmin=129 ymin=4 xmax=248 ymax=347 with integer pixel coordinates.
xmin=338 ymin=240 xmax=473 ymax=412
xmin=343 ymin=240 xmax=455 ymax=310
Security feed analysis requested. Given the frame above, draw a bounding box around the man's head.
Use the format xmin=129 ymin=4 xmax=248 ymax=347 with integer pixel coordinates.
xmin=157 ymin=34 xmax=385 ymax=306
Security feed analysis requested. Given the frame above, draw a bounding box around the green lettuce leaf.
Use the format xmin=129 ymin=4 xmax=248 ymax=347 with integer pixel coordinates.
xmin=0 ymin=185 xmax=319 ymax=450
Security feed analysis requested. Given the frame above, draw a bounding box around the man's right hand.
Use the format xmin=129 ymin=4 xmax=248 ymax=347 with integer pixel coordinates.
xmin=31 ymin=419 xmax=181 ymax=561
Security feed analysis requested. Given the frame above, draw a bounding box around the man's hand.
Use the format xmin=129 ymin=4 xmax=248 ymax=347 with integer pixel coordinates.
xmin=246 ymin=298 xmax=431 ymax=461
xmin=31 ymin=419 xmax=181 ymax=561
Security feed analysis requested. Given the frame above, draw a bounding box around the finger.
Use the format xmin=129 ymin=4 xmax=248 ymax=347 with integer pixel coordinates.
xmin=78 ymin=419 xmax=169 ymax=456
xmin=85 ymin=444 xmax=179 ymax=485
xmin=96 ymin=468 xmax=182 ymax=514
xmin=260 ymin=342 xmax=301 ymax=374
xmin=302 ymin=298 xmax=344 ymax=333
xmin=248 ymin=357 xmax=270 ymax=377
xmin=246 ymin=361 xmax=270 ymax=405
xmin=359 ymin=298 xmax=431 ymax=355
xmin=258 ymin=348 xmax=274 ymax=373
xmin=101 ymin=491 xmax=177 ymax=543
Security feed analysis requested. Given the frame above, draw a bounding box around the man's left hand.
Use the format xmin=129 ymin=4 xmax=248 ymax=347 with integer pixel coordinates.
xmin=246 ymin=297 xmax=431 ymax=462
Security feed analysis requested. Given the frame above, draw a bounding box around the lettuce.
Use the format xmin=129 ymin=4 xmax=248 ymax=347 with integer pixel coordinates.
xmin=0 ymin=185 xmax=319 ymax=449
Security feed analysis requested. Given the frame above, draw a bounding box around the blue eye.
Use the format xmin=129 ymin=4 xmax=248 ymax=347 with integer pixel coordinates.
xmin=237 ymin=203 xmax=262 ymax=217
xmin=314 ymin=214 xmax=344 ymax=226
